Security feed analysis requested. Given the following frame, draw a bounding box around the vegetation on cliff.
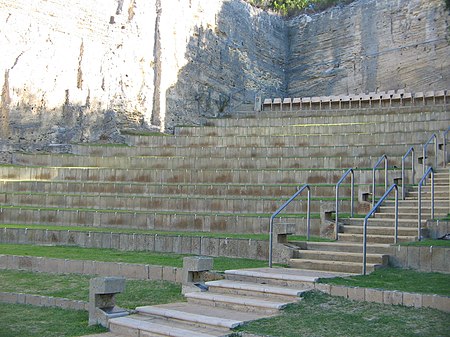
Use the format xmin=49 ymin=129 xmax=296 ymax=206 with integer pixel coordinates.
xmin=245 ymin=0 xmax=354 ymax=16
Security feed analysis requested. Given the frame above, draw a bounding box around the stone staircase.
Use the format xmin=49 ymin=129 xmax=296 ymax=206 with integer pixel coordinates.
xmin=289 ymin=166 xmax=450 ymax=274
xmin=107 ymin=268 xmax=343 ymax=337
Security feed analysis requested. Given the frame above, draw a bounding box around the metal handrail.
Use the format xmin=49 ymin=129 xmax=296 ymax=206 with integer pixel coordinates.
xmin=363 ymin=184 xmax=399 ymax=275
xmin=443 ymin=127 xmax=449 ymax=167
xmin=335 ymin=168 xmax=354 ymax=240
xmin=418 ymin=167 xmax=434 ymax=241
xmin=372 ymin=155 xmax=388 ymax=208
xmin=423 ymin=133 xmax=437 ymax=176
xmin=401 ymin=147 xmax=415 ymax=200
xmin=269 ymin=184 xmax=310 ymax=268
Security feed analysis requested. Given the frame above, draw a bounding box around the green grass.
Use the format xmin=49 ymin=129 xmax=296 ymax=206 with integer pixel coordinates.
xmin=319 ymin=267 xmax=450 ymax=296
xmin=0 ymin=303 xmax=106 ymax=337
xmin=400 ymin=239 xmax=450 ymax=247
xmin=235 ymin=291 xmax=450 ymax=337
xmin=0 ymin=269 xmax=184 ymax=308
xmin=0 ymin=243 xmax=273 ymax=271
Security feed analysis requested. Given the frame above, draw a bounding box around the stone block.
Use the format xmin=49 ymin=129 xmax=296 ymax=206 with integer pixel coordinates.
xmin=83 ymin=260 xmax=97 ymax=275
xmin=148 ymin=265 xmax=163 ymax=280
xmin=0 ymin=254 xmax=8 ymax=269
xmin=200 ymin=237 xmax=219 ymax=257
xmin=31 ymin=256 xmax=44 ymax=272
xmin=403 ymin=292 xmax=422 ymax=308
xmin=41 ymin=296 xmax=56 ymax=308
xmin=430 ymin=295 xmax=450 ymax=313
xmin=431 ymin=247 xmax=446 ymax=273
xmin=42 ymin=258 xmax=60 ymax=274
xmin=406 ymin=247 xmax=420 ymax=269
xmin=96 ymin=261 xmax=119 ymax=277
xmin=419 ymin=246 xmax=432 ymax=272
xmin=330 ymin=285 xmax=348 ymax=298
xmin=120 ymin=263 xmax=147 ymax=280
xmin=64 ymin=259 xmax=84 ymax=274
xmin=183 ymin=256 xmax=213 ymax=272
xmin=17 ymin=293 xmax=26 ymax=304
xmin=0 ymin=292 xmax=18 ymax=304
xmin=25 ymin=295 xmax=42 ymax=306
xmin=383 ymin=290 xmax=402 ymax=306
xmin=90 ymin=277 xmax=126 ymax=295
xmin=162 ymin=266 xmax=177 ymax=282
xmin=365 ymin=288 xmax=383 ymax=304
xmin=314 ymin=283 xmax=331 ymax=294
xmin=347 ymin=287 xmax=365 ymax=302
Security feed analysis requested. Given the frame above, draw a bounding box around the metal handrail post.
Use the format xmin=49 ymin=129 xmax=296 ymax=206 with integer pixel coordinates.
xmin=423 ymin=134 xmax=437 ymax=177
xmin=401 ymin=147 xmax=415 ymax=200
xmin=363 ymin=184 xmax=398 ymax=275
xmin=443 ymin=128 xmax=449 ymax=167
xmin=335 ymin=168 xmax=354 ymax=240
xmin=269 ymin=184 xmax=311 ymax=268
xmin=372 ymin=155 xmax=388 ymax=208
xmin=418 ymin=167 xmax=434 ymax=241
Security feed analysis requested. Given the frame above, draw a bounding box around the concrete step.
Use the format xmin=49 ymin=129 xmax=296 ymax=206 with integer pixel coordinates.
xmin=341 ymin=225 xmax=418 ymax=236
xmin=136 ymin=303 xmax=265 ymax=329
xmin=338 ymin=233 xmax=417 ymax=244
xmin=0 ymin=191 xmax=351 ymax=214
xmin=223 ymin=267 xmax=352 ymax=288
xmin=374 ymin=211 xmax=448 ymax=220
xmin=109 ymin=315 xmax=228 ymax=337
xmin=0 ymin=206 xmax=317 ymax=233
xmin=343 ymin=218 xmax=426 ymax=228
xmin=299 ymin=241 xmax=394 ymax=254
xmin=184 ymin=291 xmax=291 ymax=315
xmin=288 ymin=259 xmax=378 ymax=274
xmin=293 ymin=250 xmax=388 ymax=265
xmin=0 ymin=165 xmax=395 ymax=185
xmin=208 ymin=106 xmax=449 ymax=127
xmin=175 ymin=120 xmax=446 ymax=137
xmin=205 ymin=279 xmax=308 ymax=302
xmin=0 ymin=179 xmax=350 ymax=198
xmin=12 ymin=152 xmax=407 ymax=170
xmin=126 ymin=130 xmax=438 ymax=148
xmin=71 ymin=143 xmax=424 ymax=159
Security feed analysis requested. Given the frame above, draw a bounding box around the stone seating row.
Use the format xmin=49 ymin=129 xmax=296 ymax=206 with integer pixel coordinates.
xmin=262 ymin=89 xmax=449 ymax=111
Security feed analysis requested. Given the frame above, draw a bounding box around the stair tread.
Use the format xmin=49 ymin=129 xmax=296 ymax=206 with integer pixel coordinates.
xmin=109 ymin=316 xmax=225 ymax=337
xmin=298 ymin=250 xmax=385 ymax=257
xmin=205 ymin=279 xmax=309 ymax=297
xmin=290 ymin=258 xmax=381 ymax=267
xmin=225 ymin=267 xmax=353 ymax=280
xmin=185 ymin=292 xmax=292 ymax=309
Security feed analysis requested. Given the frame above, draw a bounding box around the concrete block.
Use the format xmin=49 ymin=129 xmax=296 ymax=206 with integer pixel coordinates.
xmin=365 ymin=288 xmax=383 ymax=304
xmin=42 ymin=258 xmax=60 ymax=274
xmin=120 ymin=263 xmax=147 ymax=280
xmin=41 ymin=296 xmax=56 ymax=308
xmin=17 ymin=293 xmax=26 ymax=304
xmin=0 ymin=292 xmax=18 ymax=304
xmin=419 ymin=246 xmax=432 ymax=272
xmin=64 ymin=259 xmax=84 ymax=274
xmin=148 ymin=265 xmax=163 ymax=280
xmin=90 ymin=277 xmax=126 ymax=295
xmin=406 ymin=247 xmax=420 ymax=269
xmin=403 ymin=292 xmax=422 ymax=308
xmin=330 ymin=285 xmax=348 ymax=298
xmin=0 ymin=254 xmax=8 ymax=269
xmin=314 ymin=283 xmax=331 ymax=294
xmin=95 ymin=261 xmax=119 ymax=277
xmin=430 ymin=295 xmax=450 ymax=313
xmin=155 ymin=235 xmax=174 ymax=253
xmin=200 ymin=237 xmax=219 ymax=257
xmin=31 ymin=256 xmax=44 ymax=272
xmin=110 ymin=233 xmax=121 ymax=250
xmin=83 ymin=260 xmax=97 ymax=275
xmin=431 ymin=247 xmax=446 ymax=273
xmin=383 ymin=290 xmax=403 ymax=306
xmin=25 ymin=295 xmax=42 ymax=306
xmin=347 ymin=287 xmax=365 ymax=302
xmin=162 ymin=266 xmax=177 ymax=282
xmin=183 ymin=256 xmax=213 ymax=272
xmin=180 ymin=236 xmax=194 ymax=254
xmin=175 ymin=268 xmax=183 ymax=283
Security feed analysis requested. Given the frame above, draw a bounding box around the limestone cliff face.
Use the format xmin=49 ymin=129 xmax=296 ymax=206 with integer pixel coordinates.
xmin=0 ymin=0 xmax=286 ymax=149
xmin=287 ymin=0 xmax=450 ymax=96
xmin=0 ymin=0 xmax=448 ymax=151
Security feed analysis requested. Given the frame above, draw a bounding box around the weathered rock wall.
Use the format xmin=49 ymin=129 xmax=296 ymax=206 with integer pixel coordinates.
xmin=0 ymin=0 xmax=286 ymax=151
xmin=287 ymin=0 xmax=450 ymax=97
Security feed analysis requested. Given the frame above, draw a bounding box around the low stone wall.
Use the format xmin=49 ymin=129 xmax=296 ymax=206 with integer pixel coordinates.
xmin=0 ymin=255 xmax=183 ymax=283
xmin=427 ymin=220 xmax=450 ymax=240
xmin=0 ymin=292 xmax=87 ymax=311
xmin=0 ymin=227 xmax=269 ymax=260
xmin=389 ymin=245 xmax=450 ymax=274
xmin=313 ymin=284 xmax=450 ymax=313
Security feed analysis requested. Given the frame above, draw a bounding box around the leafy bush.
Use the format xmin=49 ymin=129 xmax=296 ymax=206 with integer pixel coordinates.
xmin=246 ymin=0 xmax=354 ymax=16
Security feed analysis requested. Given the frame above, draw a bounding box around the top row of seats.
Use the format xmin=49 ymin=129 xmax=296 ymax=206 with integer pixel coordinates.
xmin=262 ymin=89 xmax=449 ymax=111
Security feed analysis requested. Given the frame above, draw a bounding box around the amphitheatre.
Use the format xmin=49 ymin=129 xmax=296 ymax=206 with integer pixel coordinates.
xmin=0 ymin=0 xmax=449 ymax=336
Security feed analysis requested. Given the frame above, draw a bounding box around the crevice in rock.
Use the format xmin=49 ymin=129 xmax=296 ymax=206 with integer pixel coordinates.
xmin=151 ymin=0 xmax=162 ymax=128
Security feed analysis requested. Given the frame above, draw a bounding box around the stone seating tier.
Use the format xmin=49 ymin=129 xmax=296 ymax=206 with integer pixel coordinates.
xmin=262 ymin=89 xmax=449 ymax=111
